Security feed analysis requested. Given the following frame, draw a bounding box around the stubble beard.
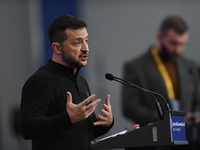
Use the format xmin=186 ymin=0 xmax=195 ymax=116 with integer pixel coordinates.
xmin=61 ymin=49 xmax=86 ymax=69
xmin=160 ymin=43 xmax=178 ymax=61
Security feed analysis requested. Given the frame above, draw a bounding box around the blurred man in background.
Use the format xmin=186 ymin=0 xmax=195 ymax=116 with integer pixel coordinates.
xmin=121 ymin=15 xmax=200 ymax=150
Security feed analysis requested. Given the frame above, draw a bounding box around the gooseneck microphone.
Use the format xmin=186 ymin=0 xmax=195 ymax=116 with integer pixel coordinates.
xmin=105 ymin=73 xmax=171 ymax=111
xmin=105 ymin=73 xmax=171 ymax=120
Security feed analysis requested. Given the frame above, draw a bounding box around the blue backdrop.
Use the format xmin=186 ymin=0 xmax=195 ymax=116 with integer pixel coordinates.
xmin=41 ymin=0 xmax=80 ymax=64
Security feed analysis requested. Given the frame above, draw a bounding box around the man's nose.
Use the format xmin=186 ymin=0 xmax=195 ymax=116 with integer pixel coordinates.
xmin=81 ymin=42 xmax=89 ymax=52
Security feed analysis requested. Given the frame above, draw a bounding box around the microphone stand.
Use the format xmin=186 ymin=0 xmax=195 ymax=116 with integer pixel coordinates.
xmin=113 ymin=77 xmax=164 ymax=120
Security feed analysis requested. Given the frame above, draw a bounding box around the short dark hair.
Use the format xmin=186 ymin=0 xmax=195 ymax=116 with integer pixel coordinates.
xmin=159 ymin=15 xmax=188 ymax=35
xmin=48 ymin=14 xmax=87 ymax=44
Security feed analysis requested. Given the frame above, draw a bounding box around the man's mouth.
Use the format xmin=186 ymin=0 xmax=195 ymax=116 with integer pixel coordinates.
xmin=80 ymin=54 xmax=88 ymax=61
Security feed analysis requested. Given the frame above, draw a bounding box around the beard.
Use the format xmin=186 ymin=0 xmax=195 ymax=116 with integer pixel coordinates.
xmin=60 ymin=49 xmax=87 ymax=69
xmin=159 ymin=44 xmax=178 ymax=61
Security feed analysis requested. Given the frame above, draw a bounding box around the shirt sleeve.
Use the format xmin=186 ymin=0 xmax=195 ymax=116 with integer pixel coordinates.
xmin=20 ymin=80 xmax=74 ymax=139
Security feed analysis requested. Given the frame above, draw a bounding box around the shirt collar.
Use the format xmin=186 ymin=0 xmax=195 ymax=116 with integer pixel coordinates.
xmin=47 ymin=59 xmax=81 ymax=77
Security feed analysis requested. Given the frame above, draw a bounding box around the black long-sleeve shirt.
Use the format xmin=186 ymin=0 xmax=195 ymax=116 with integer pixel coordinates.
xmin=20 ymin=59 xmax=113 ymax=150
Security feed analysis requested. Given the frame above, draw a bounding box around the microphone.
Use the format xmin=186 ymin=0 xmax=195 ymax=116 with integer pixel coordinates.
xmin=105 ymin=73 xmax=171 ymax=111
xmin=105 ymin=73 xmax=171 ymax=120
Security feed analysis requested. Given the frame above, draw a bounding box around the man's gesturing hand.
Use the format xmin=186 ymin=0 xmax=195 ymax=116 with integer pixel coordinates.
xmin=66 ymin=92 xmax=101 ymax=124
xmin=93 ymin=95 xmax=113 ymax=127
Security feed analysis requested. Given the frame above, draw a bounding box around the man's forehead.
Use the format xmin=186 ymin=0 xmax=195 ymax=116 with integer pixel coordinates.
xmin=166 ymin=29 xmax=189 ymax=36
xmin=66 ymin=28 xmax=88 ymax=38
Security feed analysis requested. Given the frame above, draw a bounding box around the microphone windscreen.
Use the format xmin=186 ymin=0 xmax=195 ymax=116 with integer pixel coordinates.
xmin=105 ymin=73 xmax=114 ymax=80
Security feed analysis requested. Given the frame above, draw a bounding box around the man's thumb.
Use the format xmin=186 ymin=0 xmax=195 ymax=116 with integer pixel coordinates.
xmin=66 ymin=92 xmax=72 ymax=103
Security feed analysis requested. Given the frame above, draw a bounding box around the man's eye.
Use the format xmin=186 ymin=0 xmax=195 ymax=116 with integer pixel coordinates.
xmin=74 ymin=42 xmax=80 ymax=45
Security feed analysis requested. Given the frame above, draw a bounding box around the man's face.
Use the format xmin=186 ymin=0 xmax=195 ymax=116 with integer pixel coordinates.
xmin=159 ymin=29 xmax=189 ymax=60
xmin=60 ymin=27 xmax=89 ymax=69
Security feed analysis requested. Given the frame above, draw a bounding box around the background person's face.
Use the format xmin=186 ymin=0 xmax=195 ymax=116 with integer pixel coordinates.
xmin=159 ymin=29 xmax=189 ymax=59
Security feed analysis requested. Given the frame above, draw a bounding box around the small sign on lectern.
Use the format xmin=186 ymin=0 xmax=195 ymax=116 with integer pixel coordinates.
xmin=170 ymin=114 xmax=186 ymax=141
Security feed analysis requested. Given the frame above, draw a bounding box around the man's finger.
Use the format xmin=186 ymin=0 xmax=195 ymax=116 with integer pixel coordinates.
xmin=66 ymin=92 xmax=72 ymax=103
xmin=80 ymin=94 xmax=96 ymax=106
xmin=87 ymin=98 xmax=101 ymax=110
xmin=105 ymin=95 xmax=111 ymax=106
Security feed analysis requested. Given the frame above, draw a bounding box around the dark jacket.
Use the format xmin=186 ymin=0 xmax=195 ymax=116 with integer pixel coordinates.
xmin=20 ymin=59 xmax=112 ymax=150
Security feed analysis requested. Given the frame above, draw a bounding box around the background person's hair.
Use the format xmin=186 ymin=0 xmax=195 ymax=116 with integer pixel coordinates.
xmin=159 ymin=15 xmax=188 ymax=35
xmin=48 ymin=14 xmax=87 ymax=45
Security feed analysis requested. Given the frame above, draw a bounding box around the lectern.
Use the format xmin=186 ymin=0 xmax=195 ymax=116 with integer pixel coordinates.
xmin=91 ymin=111 xmax=188 ymax=150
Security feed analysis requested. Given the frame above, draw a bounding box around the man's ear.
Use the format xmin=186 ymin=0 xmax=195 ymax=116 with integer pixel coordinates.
xmin=157 ymin=32 xmax=162 ymax=42
xmin=51 ymin=43 xmax=61 ymax=54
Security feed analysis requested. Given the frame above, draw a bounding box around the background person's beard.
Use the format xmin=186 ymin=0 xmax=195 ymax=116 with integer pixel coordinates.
xmin=159 ymin=44 xmax=177 ymax=61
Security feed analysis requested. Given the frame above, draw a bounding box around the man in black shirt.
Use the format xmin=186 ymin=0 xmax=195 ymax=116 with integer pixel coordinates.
xmin=20 ymin=14 xmax=114 ymax=150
